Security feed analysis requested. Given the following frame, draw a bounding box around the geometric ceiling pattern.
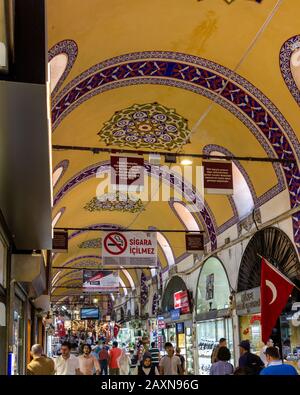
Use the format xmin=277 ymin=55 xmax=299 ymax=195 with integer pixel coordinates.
xmin=98 ymin=102 xmax=191 ymax=150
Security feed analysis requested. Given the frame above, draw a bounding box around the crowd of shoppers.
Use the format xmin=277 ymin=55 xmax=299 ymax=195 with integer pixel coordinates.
xmin=209 ymin=338 xmax=298 ymax=376
xmin=26 ymin=336 xmax=298 ymax=376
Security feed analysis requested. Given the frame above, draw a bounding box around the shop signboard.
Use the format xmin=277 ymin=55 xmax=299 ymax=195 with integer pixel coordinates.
xmin=236 ymin=286 xmax=261 ymax=315
xmin=157 ymin=334 xmax=164 ymax=351
xmin=52 ymin=231 xmax=68 ymax=252
xmin=203 ymin=160 xmax=233 ymax=195
xmin=110 ymin=155 xmax=144 ymax=191
xmin=171 ymin=308 xmax=180 ymax=321
xmin=176 ymin=322 xmax=185 ymax=334
xmin=174 ymin=290 xmax=190 ymax=314
xmin=102 ymin=231 xmax=157 ymax=267
xmin=82 ymin=270 xmax=119 ymax=292
xmin=185 ymin=233 xmax=204 ymax=252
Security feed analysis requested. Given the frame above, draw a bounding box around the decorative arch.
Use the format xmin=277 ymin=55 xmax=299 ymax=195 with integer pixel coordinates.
xmin=237 ymin=227 xmax=300 ymax=292
xmin=53 ymin=160 xmax=218 ymax=250
xmin=168 ymin=199 xmax=209 ymax=244
xmin=171 ymin=200 xmax=201 ymax=231
xmin=48 ymin=39 xmax=78 ymax=97
xmin=161 ymin=275 xmax=188 ymax=314
xmin=53 ymin=159 xmax=69 ymax=188
xmin=50 ymin=49 xmax=300 ymax=253
xmin=196 ymin=256 xmax=231 ymax=316
xmin=280 ymin=35 xmax=300 ymax=107
xmin=202 ymin=144 xmax=275 ymax=233
xmin=52 ymin=207 xmax=66 ymax=228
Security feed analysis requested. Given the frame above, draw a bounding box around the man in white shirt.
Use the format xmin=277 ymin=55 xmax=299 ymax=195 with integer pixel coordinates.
xmin=159 ymin=342 xmax=183 ymax=375
xmin=54 ymin=342 xmax=82 ymax=375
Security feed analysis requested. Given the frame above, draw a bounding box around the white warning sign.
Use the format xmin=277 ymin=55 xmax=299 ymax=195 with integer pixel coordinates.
xmin=102 ymin=231 xmax=157 ymax=267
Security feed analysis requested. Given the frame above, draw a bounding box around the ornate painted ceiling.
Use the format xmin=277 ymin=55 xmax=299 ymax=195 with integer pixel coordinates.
xmin=47 ymin=0 xmax=300 ymax=306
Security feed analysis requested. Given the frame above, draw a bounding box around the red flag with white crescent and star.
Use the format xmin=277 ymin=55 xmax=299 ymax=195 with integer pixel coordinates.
xmin=261 ymin=257 xmax=294 ymax=344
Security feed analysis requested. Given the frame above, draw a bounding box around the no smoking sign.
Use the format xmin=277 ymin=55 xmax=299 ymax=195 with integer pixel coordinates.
xmin=103 ymin=232 xmax=128 ymax=255
xmin=102 ymin=231 xmax=157 ymax=266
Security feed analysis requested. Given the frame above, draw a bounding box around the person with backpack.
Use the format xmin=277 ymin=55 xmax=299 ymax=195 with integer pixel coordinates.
xmin=238 ymin=340 xmax=264 ymax=375
xmin=98 ymin=342 xmax=109 ymax=375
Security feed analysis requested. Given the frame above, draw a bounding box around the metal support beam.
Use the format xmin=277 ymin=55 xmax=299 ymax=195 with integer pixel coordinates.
xmin=52 ymin=286 xmax=132 ymax=289
xmin=52 ymin=266 xmax=157 ymax=270
xmin=52 ymin=144 xmax=294 ymax=163
xmin=54 ymin=227 xmax=204 ymax=233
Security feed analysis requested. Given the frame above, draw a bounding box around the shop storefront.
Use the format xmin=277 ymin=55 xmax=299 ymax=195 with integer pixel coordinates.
xmin=161 ymin=275 xmax=194 ymax=374
xmin=148 ymin=318 xmax=158 ymax=344
xmin=12 ymin=287 xmax=26 ymax=375
xmin=117 ymin=321 xmax=135 ymax=347
xmin=195 ymin=257 xmax=234 ymax=375
xmin=0 ymin=300 xmax=6 ymax=374
xmin=0 ymin=230 xmax=7 ymax=375
xmin=237 ymin=227 xmax=300 ymax=373
xmin=236 ymin=286 xmax=263 ymax=355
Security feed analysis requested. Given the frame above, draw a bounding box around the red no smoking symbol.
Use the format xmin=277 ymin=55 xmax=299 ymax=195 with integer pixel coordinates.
xmin=104 ymin=232 xmax=127 ymax=255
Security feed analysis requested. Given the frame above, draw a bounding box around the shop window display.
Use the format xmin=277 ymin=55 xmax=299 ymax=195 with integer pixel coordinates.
xmin=239 ymin=308 xmax=300 ymax=373
xmin=197 ymin=318 xmax=233 ymax=375
xmin=13 ymin=296 xmax=25 ymax=375
xmin=239 ymin=314 xmax=264 ymax=355
xmin=196 ymin=257 xmax=233 ymax=374
xmin=0 ymin=233 xmax=6 ymax=288
xmin=185 ymin=327 xmax=194 ymax=374
xmin=196 ymin=257 xmax=231 ymax=314
xmin=279 ymin=304 xmax=300 ymax=373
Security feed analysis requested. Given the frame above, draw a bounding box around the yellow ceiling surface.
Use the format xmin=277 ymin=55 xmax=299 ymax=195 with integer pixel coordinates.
xmin=48 ymin=0 xmax=300 ymax=301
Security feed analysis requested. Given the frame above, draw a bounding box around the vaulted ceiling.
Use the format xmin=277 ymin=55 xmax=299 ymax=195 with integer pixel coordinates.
xmin=47 ymin=0 xmax=300 ymax=306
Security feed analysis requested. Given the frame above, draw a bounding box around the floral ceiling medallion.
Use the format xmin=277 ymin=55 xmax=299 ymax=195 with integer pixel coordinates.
xmin=78 ymin=238 xmax=102 ymax=249
xmin=98 ymin=102 xmax=191 ymax=150
xmin=84 ymin=192 xmax=145 ymax=213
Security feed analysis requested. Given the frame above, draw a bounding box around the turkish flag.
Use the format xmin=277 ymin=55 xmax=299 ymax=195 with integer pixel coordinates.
xmin=261 ymin=257 xmax=294 ymax=344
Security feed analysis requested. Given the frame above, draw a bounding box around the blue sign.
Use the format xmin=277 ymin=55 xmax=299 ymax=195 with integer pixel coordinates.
xmin=7 ymin=352 xmax=14 ymax=375
xmin=176 ymin=322 xmax=185 ymax=334
xmin=170 ymin=308 xmax=180 ymax=321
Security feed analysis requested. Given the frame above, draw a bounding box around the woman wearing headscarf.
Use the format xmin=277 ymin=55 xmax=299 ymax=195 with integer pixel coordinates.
xmin=118 ymin=348 xmax=131 ymax=375
xmin=138 ymin=355 xmax=159 ymax=376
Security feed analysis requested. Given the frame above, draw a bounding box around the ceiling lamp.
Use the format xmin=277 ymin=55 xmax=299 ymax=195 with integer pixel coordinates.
xmin=180 ymin=158 xmax=193 ymax=166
